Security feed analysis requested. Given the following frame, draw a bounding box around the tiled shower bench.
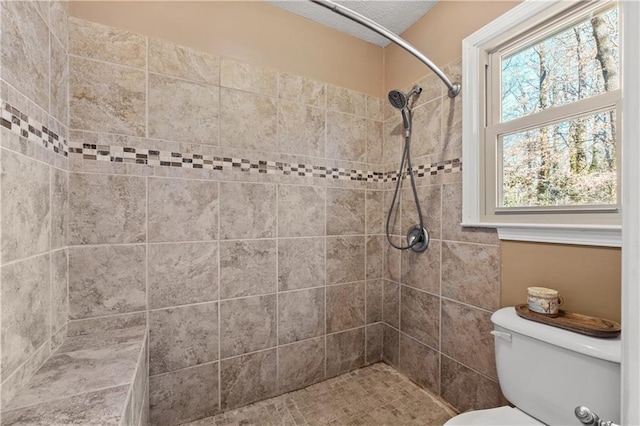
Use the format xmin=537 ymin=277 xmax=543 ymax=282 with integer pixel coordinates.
xmin=1 ymin=322 xmax=148 ymax=426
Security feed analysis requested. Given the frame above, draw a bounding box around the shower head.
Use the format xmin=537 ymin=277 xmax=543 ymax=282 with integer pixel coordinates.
xmin=388 ymin=90 xmax=408 ymax=110
xmin=387 ymin=85 xmax=423 ymax=110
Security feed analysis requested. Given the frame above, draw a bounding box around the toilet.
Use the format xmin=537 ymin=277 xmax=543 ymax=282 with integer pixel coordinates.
xmin=444 ymin=307 xmax=621 ymax=425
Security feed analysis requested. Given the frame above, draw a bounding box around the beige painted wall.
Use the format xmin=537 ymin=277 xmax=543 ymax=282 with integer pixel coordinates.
xmin=69 ymin=1 xmax=384 ymax=97
xmin=501 ymin=241 xmax=621 ymax=323
xmin=384 ymin=0 xmax=519 ymax=92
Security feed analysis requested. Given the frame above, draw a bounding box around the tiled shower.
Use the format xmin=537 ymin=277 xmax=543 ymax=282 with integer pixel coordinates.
xmin=0 ymin=2 xmax=503 ymax=425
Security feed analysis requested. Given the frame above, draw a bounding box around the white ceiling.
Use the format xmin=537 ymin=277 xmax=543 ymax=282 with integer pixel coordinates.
xmin=267 ymin=0 xmax=439 ymax=47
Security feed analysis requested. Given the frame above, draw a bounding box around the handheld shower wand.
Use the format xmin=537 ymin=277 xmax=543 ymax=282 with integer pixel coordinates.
xmin=385 ymin=86 xmax=429 ymax=253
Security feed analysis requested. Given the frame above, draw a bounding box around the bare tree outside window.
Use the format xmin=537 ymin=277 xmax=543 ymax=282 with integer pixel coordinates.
xmin=499 ymin=6 xmax=618 ymax=208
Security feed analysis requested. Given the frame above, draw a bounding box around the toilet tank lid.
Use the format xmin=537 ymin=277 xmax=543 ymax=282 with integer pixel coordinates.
xmin=491 ymin=307 xmax=621 ymax=363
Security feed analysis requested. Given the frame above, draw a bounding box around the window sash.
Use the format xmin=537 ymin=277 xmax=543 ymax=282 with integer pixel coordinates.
xmin=482 ymin=3 xmax=621 ymax=218
xmin=484 ymin=93 xmax=621 ymax=216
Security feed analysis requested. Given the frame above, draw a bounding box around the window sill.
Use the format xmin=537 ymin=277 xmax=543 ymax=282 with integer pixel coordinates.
xmin=460 ymin=222 xmax=622 ymax=247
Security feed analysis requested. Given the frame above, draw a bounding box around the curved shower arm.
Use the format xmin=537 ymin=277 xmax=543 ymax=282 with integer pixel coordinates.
xmin=309 ymin=0 xmax=461 ymax=98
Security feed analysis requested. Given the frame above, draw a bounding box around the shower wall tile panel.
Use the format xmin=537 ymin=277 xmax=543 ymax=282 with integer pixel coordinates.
xmin=60 ymin=18 xmax=489 ymax=423
xmin=277 ymin=238 xmax=325 ymax=291
xmin=147 ymin=242 xmax=219 ymax=309
xmin=147 ymin=73 xmax=220 ymax=145
xmin=219 ymin=295 xmax=277 ymax=358
xmin=382 ymin=58 xmax=504 ymax=414
xmin=68 ymin=245 xmax=146 ymax=320
xmin=219 ymin=181 xmax=276 ymax=240
xmin=148 ymin=38 xmax=220 ymax=85
xmin=148 ymin=177 xmax=219 ymax=242
xmin=277 ymin=337 xmax=325 ymax=393
xmin=0 ymin=1 xmax=70 ymax=414
xmin=69 ymin=56 xmax=146 ymax=136
xmin=68 ymin=173 xmax=146 ymax=245
xmin=277 ymin=72 xmax=326 ymax=107
xmin=148 ymin=303 xmax=219 ymax=376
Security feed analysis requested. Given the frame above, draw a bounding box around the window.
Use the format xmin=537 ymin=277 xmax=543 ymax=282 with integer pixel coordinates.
xmin=462 ymin=0 xmax=622 ymax=246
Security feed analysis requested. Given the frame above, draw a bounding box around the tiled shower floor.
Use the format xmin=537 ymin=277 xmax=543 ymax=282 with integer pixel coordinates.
xmin=185 ymin=363 xmax=457 ymax=425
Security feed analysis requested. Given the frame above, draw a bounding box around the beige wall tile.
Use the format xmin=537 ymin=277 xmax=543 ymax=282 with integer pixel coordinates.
xmin=1 ymin=149 xmax=50 ymax=263
xmin=148 ymin=38 xmax=220 ymax=84
xmin=382 ymin=324 xmax=399 ymax=368
xmin=220 ymin=295 xmax=276 ymax=358
xmin=149 ymin=363 xmax=219 ymax=426
xmin=442 ymin=95 xmax=462 ymax=154
xmin=149 ymin=303 xmax=219 ymax=375
xmin=365 ymin=323 xmax=383 ymax=364
xmin=383 ymin=190 xmax=402 ymax=237
xmin=50 ymin=35 xmax=68 ymax=125
xmin=148 ymin=74 xmax=219 ymax=145
xmin=401 ymin=240 xmax=440 ymax=294
xmin=366 ymin=119 xmax=383 ymax=165
xmin=278 ymin=73 xmax=326 ymax=107
xmin=68 ymin=245 xmax=146 ymax=319
xmin=411 ymin=99 xmax=442 ymax=157
xmin=51 ymin=249 xmax=68 ymax=334
xmin=441 ymin=299 xmax=497 ymax=380
xmin=383 ymin=116 xmax=404 ymax=165
xmin=399 ymin=333 xmax=439 ymax=394
xmin=401 ymin=185 xmax=441 ymax=240
xmin=326 ymin=282 xmax=365 ymax=333
xmin=441 ymin=183 xmax=498 ymax=245
xmin=220 ymin=88 xmax=277 ymax=152
xmin=366 ymin=191 xmax=385 ymax=236
xmin=277 ymin=101 xmax=325 ymax=158
xmin=326 ymin=111 xmax=366 ymax=162
xmin=69 ymin=17 xmax=146 ymax=68
xmin=50 ymin=1 xmax=68 ymax=50
xmin=51 ymin=167 xmax=68 ymax=250
xmin=0 ymin=254 xmax=50 ymax=378
xmin=220 ymin=349 xmax=277 ymax=411
xmin=440 ymin=356 xmax=503 ymax=413
xmin=220 ymin=182 xmax=276 ymax=240
xmin=69 ymin=173 xmax=146 ymax=245
xmin=382 ymin=280 xmax=399 ymax=329
xmin=278 ymin=238 xmax=325 ymax=291
xmin=278 ymin=337 xmax=325 ymax=393
xmin=219 ymin=239 xmax=277 ymax=299
xmin=70 ymin=56 xmax=146 ymax=136
xmin=366 ymin=279 xmax=383 ymax=324
xmin=366 ymin=235 xmax=384 ymax=280
xmin=148 ymin=178 xmax=218 ymax=243
xmin=327 ymin=86 xmax=365 ymax=116
xmin=400 ymin=286 xmax=439 ymax=349
xmin=220 ymin=58 xmax=277 ymax=97
xmin=1 ymin=1 xmax=50 ymax=110
xmin=278 ymin=288 xmax=325 ymax=345
xmin=326 ymin=236 xmax=365 ymax=285
xmin=148 ymin=242 xmax=218 ymax=309
xmin=366 ymin=96 xmax=383 ymax=121
xmin=442 ymin=242 xmax=500 ymax=311
xmin=326 ymin=328 xmax=365 ymax=378
xmin=277 ymin=185 xmax=325 ymax=238
xmin=326 ymin=188 xmax=365 ymax=236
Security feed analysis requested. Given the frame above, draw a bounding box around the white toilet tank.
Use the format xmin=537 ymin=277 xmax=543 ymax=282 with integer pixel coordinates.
xmin=491 ymin=307 xmax=621 ymax=425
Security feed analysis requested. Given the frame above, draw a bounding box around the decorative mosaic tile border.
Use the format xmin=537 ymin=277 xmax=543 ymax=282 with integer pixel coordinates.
xmin=1 ymin=98 xmax=461 ymax=181
xmin=1 ymin=101 xmax=68 ymax=157
xmin=69 ymin=141 xmax=461 ymax=182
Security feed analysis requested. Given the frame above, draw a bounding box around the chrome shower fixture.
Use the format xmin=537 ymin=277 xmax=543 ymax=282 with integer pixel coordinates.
xmin=387 ymin=86 xmax=422 ymax=110
xmin=385 ymin=85 xmax=429 ymax=253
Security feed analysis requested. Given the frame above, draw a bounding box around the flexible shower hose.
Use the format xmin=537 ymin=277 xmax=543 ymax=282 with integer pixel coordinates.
xmin=385 ymin=109 xmax=426 ymax=250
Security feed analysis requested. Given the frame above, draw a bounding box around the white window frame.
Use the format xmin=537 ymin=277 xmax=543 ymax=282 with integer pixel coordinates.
xmin=462 ymin=0 xmax=622 ymax=247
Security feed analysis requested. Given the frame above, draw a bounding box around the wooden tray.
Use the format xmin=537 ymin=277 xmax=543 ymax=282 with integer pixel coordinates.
xmin=515 ymin=304 xmax=621 ymax=338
